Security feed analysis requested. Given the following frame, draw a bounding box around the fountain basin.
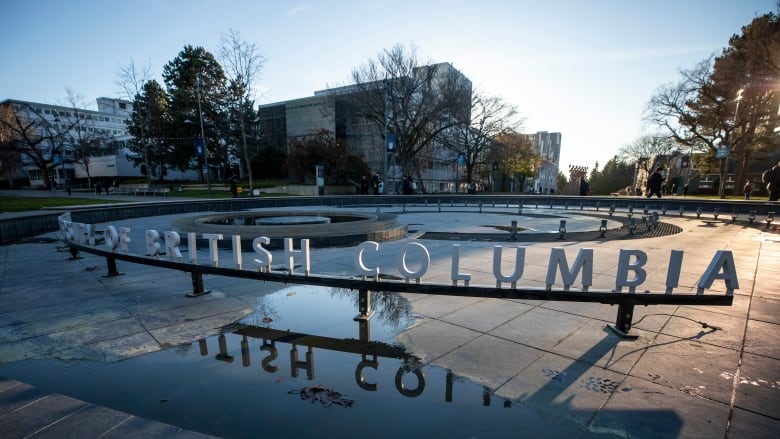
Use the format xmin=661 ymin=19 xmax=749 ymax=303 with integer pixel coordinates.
xmin=171 ymin=210 xmax=406 ymax=249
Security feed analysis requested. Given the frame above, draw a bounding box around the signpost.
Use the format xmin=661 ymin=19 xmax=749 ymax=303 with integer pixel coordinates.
xmin=315 ymin=165 xmax=325 ymax=196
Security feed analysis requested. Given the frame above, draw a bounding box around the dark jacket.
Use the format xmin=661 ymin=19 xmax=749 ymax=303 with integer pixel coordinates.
xmin=647 ymin=171 xmax=663 ymax=192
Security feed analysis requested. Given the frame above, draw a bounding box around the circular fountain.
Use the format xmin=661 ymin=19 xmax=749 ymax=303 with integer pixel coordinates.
xmin=171 ymin=210 xmax=406 ymax=249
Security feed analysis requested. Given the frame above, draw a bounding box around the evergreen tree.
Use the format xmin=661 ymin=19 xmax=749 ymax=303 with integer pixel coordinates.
xmin=126 ymin=80 xmax=171 ymax=182
xmin=162 ymin=45 xmax=228 ymax=181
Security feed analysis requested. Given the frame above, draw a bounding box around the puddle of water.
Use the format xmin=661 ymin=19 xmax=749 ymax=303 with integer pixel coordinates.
xmin=0 ymin=286 xmax=570 ymax=438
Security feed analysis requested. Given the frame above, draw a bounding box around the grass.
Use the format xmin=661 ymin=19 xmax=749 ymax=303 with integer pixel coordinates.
xmin=0 ymin=196 xmax=128 ymax=213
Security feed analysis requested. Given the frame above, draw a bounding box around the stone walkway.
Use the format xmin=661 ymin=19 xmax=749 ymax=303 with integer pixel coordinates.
xmin=1 ymin=199 xmax=779 ymax=437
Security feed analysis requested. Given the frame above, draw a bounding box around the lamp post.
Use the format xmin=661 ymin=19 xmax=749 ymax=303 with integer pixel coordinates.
xmin=195 ymin=74 xmax=211 ymax=197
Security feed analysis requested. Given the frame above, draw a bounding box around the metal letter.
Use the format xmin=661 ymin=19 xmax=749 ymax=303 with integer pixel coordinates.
xmin=665 ymin=250 xmax=684 ymax=294
xmin=164 ymin=231 xmax=182 ymax=261
xmin=615 ymin=249 xmax=647 ymax=293
xmin=697 ymin=250 xmax=739 ymax=295
xmin=451 ymin=244 xmax=471 ymax=286
xmin=284 ymin=238 xmax=311 ymax=276
xmin=252 ymin=236 xmax=273 ymax=272
xmin=355 ymin=241 xmax=380 ymax=279
xmin=545 ymin=247 xmax=593 ymax=291
xmin=493 ymin=245 xmax=526 ymax=288
xmin=202 ymin=233 xmax=223 ymax=267
xmin=397 ymin=242 xmax=430 ymax=284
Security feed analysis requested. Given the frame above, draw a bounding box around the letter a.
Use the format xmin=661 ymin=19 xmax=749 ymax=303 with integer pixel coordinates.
xmin=697 ymin=250 xmax=739 ymax=295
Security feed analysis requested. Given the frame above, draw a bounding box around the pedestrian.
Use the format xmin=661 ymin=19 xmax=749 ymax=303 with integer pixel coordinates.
xmin=764 ymin=161 xmax=780 ymax=202
xmin=230 ymin=178 xmax=238 ymax=198
xmin=402 ymin=176 xmax=413 ymax=195
xmin=743 ymin=180 xmax=753 ymax=200
xmin=372 ymin=173 xmax=380 ymax=195
xmin=377 ymin=179 xmax=384 ymax=195
xmin=65 ymin=179 xmax=72 ymax=196
xmin=360 ymin=176 xmax=369 ymax=195
xmin=646 ymin=167 xmax=664 ymax=199
xmin=579 ymin=177 xmax=589 ymax=196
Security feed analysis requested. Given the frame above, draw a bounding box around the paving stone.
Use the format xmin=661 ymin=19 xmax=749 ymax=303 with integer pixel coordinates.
xmin=1 ymin=202 xmax=778 ymax=437
xmin=629 ymin=333 xmax=740 ymax=404
xmin=590 ymin=376 xmax=730 ymax=438
xmin=733 ymin=352 xmax=780 ymax=417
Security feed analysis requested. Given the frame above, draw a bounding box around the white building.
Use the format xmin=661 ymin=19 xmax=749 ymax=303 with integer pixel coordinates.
xmin=1 ymin=97 xmax=196 ymax=188
xmin=527 ymin=131 xmax=561 ymax=194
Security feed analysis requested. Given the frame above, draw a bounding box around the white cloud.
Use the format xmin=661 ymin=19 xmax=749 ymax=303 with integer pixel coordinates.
xmin=285 ymin=3 xmax=314 ymax=18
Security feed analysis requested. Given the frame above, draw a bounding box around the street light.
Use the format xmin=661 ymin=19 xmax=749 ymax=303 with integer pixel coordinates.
xmin=188 ymin=74 xmax=211 ymax=197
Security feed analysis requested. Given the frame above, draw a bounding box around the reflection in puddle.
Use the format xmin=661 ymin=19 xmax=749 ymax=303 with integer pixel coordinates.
xmin=0 ymin=285 xmax=529 ymax=438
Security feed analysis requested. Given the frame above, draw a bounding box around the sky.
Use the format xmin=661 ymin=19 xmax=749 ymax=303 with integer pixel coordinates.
xmin=1 ymin=0 xmax=777 ymax=174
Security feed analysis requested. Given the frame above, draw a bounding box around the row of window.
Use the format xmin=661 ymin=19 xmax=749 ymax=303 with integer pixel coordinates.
xmin=47 ymin=123 xmax=123 ymax=135
xmin=29 ymin=106 xmax=125 ymax=124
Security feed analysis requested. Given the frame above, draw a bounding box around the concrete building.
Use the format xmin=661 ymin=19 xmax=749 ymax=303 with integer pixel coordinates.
xmin=258 ymin=63 xmax=472 ymax=193
xmin=1 ymin=98 xmax=197 ymax=188
xmin=527 ymin=131 xmax=561 ymax=194
xmin=2 ymin=98 xmax=135 ymax=188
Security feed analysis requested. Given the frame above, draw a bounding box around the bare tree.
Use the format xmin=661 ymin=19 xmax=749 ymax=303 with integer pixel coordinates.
xmin=438 ymin=91 xmax=522 ymax=186
xmin=0 ymin=105 xmax=23 ymax=188
xmin=339 ymin=43 xmax=472 ymax=179
xmin=219 ymin=28 xmax=267 ymax=191
xmin=62 ymin=89 xmax=112 ymax=188
xmin=646 ymin=12 xmax=780 ymax=198
xmin=116 ymin=60 xmax=153 ymax=102
xmin=645 ymin=60 xmax=735 ymax=197
xmin=619 ymin=134 xmax=675 ymax=171
xmin=0 ymin=101 xmax=66 ymax=189
xmin=116 ymin=60 xmax=153 ymax=186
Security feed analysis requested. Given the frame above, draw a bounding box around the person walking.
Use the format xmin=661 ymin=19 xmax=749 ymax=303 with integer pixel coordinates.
xmin=765 ymin=161 xmax=780 ymax=202
xmin=578 ymin=177 xmax=589 ymax=196
xmin=743 ymin=180 xmax=753 ymax=200
xmin=646 ymin=167 xmax=664 ymax=199
xmin=372 ymin=173 xmax=381 ymax=195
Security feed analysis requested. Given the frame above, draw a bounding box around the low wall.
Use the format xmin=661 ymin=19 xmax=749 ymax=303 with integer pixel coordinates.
xmin=261 ymin=185 xmax=355 ymax=196
xmin=1 ymin=195 xmax=777 ymax=245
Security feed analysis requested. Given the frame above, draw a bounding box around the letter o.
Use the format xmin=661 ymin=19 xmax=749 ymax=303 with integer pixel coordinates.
xmin=397 ymin=242 xmax=430 ymax=281
xmin=105 ymin=226 xmax=119 ymax=251
xmin=395 ymin=366 xmax=425 ymax=397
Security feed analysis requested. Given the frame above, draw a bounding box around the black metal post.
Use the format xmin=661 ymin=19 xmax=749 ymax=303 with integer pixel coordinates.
xmin=187 ymin=271 xmax=210 ymax=297
xmin=354 ymin=288 xmax=374 ymax=321
xmin=607 ymin=303 xmax=638 ymax=339
xmin=104 ymin=256 xmax=123 ymax=277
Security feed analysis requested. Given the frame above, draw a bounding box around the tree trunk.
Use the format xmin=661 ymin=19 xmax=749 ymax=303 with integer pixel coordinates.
xmin=717 ymin=158 xmax=727 ymax=199
xmin=240 ymin=117 xmax=253 ymax=191
xmin=734 ymin=148 xmax=751 ymax=197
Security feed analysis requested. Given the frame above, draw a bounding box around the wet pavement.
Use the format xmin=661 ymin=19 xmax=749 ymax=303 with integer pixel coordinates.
xmin=1 ymin=191 xmax=779 ymax=438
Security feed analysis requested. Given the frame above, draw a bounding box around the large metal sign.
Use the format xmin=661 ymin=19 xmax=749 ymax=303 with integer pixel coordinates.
xmin=58 ymin=213 xmax=735 ymax=339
